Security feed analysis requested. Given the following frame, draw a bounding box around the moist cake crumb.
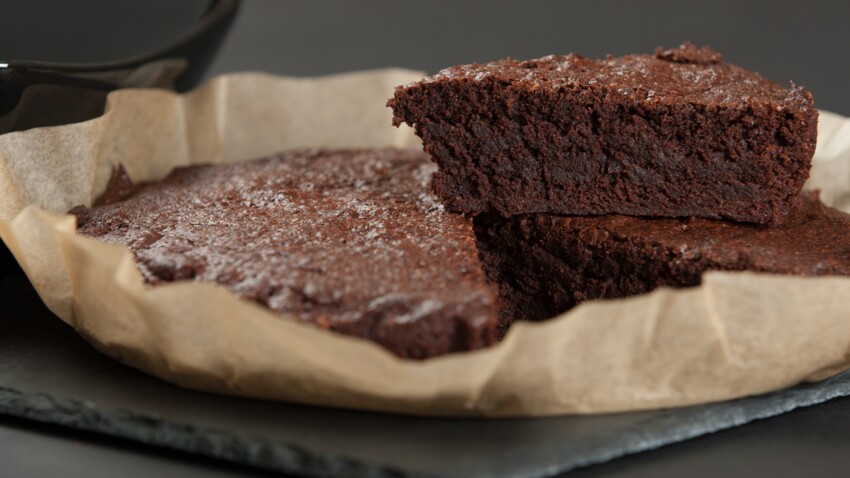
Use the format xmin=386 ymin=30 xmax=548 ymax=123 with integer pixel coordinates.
xmin=389 ymin=43 xmax=818 ymax=224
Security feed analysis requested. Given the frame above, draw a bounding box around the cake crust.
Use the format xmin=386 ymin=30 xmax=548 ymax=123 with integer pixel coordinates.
xmin=72 ymin=148 xmax=500 ymax=359
xmin=390 ymin=43 xmax=818 ymax=224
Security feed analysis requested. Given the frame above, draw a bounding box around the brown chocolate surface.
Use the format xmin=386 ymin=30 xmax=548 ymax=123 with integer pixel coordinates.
xmin=475 ymin=192 xmax=850 ymax=322
xmin=71 ymin=148 xmax=500 ymax=359
xmin=390 ymin=43 xmax=818 ymax=224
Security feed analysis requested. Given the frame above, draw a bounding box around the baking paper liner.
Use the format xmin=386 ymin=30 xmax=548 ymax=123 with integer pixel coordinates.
xmin=1 ymin=70 xmax=849 ymax=416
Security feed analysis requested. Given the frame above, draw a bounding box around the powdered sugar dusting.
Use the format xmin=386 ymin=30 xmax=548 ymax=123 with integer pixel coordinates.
xmin=412 ymin=45 xmax=805 ymax=108
xmin=73 ymin=148 xmax=496 ymax=351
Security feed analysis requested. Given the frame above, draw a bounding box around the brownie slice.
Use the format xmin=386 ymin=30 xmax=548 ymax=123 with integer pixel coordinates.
xmin=389 ymin=43 xmax=818 ymax=224
xmin=71 ymin=148 xmax=500 ymax=359
xmin=475 ymin=192 xmax=850 ymax=322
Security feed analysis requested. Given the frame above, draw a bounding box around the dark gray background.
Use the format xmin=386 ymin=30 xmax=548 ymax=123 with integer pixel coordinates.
xmin=208 ymin=0 xmax=850 ymax=116
xmin=2 ymin=0 xmax=847 ymax=114
xmin=3 ymin=1 xmax=850 ymax=477
xmin=0 ymin=0 xmax=210 ymax=63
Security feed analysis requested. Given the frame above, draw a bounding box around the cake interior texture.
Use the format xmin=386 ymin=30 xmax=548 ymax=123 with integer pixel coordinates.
xmin=389 ymin=43 xmax=818 ymax=224
xmin=474 ymin=192 xmax=850 ymax=322
xmin=72 ymin=148 xmax=500 ymax=359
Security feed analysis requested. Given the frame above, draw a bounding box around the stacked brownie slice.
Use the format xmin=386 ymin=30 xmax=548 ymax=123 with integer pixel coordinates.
xmin=391 ymin=43 xmax=850 ymax=323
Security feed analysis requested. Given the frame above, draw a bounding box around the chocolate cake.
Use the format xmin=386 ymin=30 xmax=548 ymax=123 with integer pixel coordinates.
xmin=390 ymin=43 xmax=818 ymax=224
xmin=475 ymin=192 xmax=850 ymax=322
xmin=71 ymin=148 xmax=501 ymax=359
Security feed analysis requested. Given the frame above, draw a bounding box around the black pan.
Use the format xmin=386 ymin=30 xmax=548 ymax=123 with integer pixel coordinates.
xmin=0 ymin=0 xmax=240 ymax=275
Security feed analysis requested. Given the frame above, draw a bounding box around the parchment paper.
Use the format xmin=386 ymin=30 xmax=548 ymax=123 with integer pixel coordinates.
xmin=1 ymin=69 xmax=849 ymax=417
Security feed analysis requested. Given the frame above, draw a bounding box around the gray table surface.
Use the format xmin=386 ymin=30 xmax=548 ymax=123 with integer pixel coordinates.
xmin=4 ymin=1 xmax=850 ymax=476
xmin=5 ymin=397 xmax=849 ymax=478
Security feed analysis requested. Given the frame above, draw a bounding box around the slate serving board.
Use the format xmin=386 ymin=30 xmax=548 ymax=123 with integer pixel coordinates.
xmin=3 ymin=273 xmax=850 ymax=478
